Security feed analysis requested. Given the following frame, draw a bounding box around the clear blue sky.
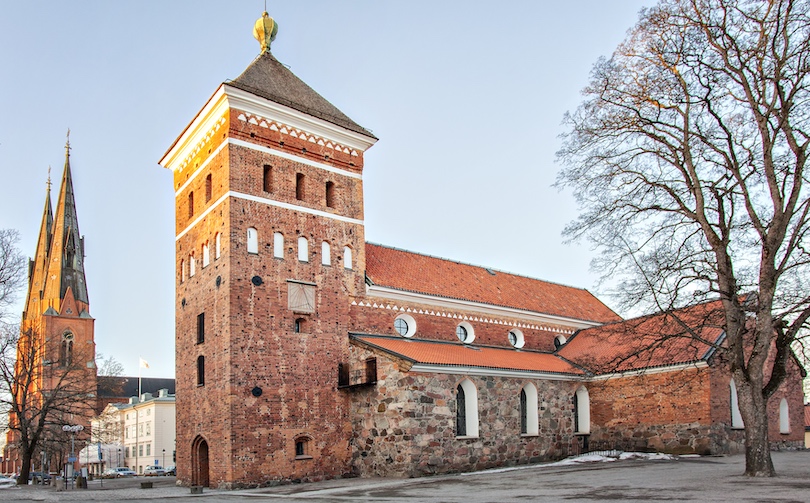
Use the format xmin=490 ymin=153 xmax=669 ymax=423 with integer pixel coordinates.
xmin=0 ymin=1 xmax=654 ymax=378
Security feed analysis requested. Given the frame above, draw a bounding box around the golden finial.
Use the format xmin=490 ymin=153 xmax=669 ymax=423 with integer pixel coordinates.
xmin=47 ymin=166 xmax=52 ymax=192
xmin=253 ymin=11 xmax=278 ymax=54
xmin=65 ymin=129 xmax=71 ymax=156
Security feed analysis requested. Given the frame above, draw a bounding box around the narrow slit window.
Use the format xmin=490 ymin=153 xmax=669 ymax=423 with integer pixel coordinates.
xmin=197 ymin=312 xmax=205 ymax=344
xmin=215 ymin=233 xmax=221 ymax=259
xmin=263 ymin=165 xmax=273 ymax=193
xmin=298 ymin=237 xmax=309 ymax=262
xmin=296 ymin=173 xmax=305 ymax=200
xmin=321 ymin=241 xmax=331 ymax=265
xmin=188 ymin=191 xmax=194 ymax=219
xmin=197 ymin=355 xmax=205 ymax=386
xmin=325 ymin=181 xmax=335 ymax=208
xmin=205 ymin=174 xmax=212 ymax=202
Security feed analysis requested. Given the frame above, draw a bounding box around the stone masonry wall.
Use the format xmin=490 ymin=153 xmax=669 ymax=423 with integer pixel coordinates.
xmin=347 ymin=344 xmax=583 ymax=477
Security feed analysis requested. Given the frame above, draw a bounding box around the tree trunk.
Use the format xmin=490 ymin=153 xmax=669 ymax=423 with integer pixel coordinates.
xmin=16 ymin=450 xmax=32 ymax=486
xmin=738 ymin=380 xmax=775 ymax=477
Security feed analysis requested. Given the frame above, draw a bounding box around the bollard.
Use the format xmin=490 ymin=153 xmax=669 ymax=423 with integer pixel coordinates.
xmin=190 ymin=485 xmax=204 ymax=494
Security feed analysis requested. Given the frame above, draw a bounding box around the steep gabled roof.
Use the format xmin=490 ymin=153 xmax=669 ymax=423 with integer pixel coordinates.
xmin=558 ymin=300 xmax=726 ymax=373
xmin=351 ymin=334 xmax=583 ymax=376
xmin=228 ymin=51 xmax=375 ymax=138
xmin=365 ymin=243 xmax=620 ymax=324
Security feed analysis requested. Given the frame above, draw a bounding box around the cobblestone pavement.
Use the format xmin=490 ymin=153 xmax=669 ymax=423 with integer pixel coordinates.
xmin=0 ymin=451 xmax=807 ymax=502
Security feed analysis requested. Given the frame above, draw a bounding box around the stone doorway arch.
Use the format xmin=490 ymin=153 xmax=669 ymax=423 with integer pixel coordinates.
xmin=191 ymin=435 xmax=210 ymax=487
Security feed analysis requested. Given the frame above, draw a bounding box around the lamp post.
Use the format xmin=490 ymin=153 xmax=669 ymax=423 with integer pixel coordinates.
xmin=162 ymin=449 xmax=165 ymax=468
xmin=118 ymin=448 xmax=121 ymax=469
xmin=61 ymin=424 xmax=83 ymax=489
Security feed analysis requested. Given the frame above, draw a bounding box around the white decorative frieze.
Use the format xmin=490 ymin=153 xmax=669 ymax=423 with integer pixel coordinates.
xmin=351 ymin=299 xmax=575 ymax=335
xmin=237 ymin=112 xmax=359 ymax=157
xmin=177 ymin=116 xmax=227 ymax=173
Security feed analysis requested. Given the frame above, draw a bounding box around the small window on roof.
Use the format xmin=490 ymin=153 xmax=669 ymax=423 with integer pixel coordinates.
xmin=394 ymin=314 xmax=416 ymax=338
xmin=554 ymin=335 xmax=567 ymax=350
xmin=456 ymin=322 xmax=474 ymax=344
xmin=508 ymin=329 xmax=524 ymax=348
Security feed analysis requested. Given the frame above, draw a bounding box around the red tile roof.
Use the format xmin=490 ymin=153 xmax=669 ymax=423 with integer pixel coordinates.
xmin=558 ymin=300 xmax=726 ymax=373
xmin=351 ymin=334 xmax=584 ymax=375
xmin=365 ymin=244 xmax=620 ymax=324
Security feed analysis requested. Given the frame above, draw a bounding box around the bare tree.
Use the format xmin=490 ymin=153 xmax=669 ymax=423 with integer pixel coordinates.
xmin=95 ymin=352 xmax=124 ymax=377
xmin=557 ymin=0 xmax=809 ymax=476
xmin=0 ymin=229 xmax=24 ymax=326
xmin=0 ymin=321 xmax=97 ymax=484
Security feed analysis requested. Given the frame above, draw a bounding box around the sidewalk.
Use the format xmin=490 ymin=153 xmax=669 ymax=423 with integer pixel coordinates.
xmin=0 ymin=451 xmax=807 ymax=502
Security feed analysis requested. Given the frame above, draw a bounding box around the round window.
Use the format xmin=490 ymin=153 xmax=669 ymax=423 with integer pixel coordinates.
xmin=456 ymin=325 xmax=467 ymax=342
xmin=456 ymin=322 xmax=475 ymax=344
xmin=393 ymin=314 xmax=416 ymax=338
xmin=508 ymin=329 xmax=525 ymax=348
xmin=554 ymin=334 xmax=567 ymax=350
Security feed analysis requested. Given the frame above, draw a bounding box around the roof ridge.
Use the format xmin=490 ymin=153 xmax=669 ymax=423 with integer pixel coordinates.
xmin=350 ymin=332 xmax=557 ymax=354
xmin=365 ymin=242 xmax=595 ymax=293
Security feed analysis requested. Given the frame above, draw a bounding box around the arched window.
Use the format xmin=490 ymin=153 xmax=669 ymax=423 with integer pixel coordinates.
xmin=189 ymin=253 xmax=196 ymax=277
xmin=325 ymin=181 xmax=336 ymax=208
xmin=202 ymin=242 xmax=210 ymax=267
xmin=521 ymin=383 xmax=539 ymax=435
xmin=197 ymin=356 xmax=205 ymax=386
xmin=554 ymin=335 xmax=567 ymax=350
xmin=273 ymin=232 xmax=284 ymax=258
xmin=779 ymin=398 xmax=790 ymax=434
xmin=188 ymin=191 xmax=194 ymax=219
xmin=574 ymin=386 xmax=590 ymax=434
xmin=214 ymin=233 xmax=221 ymax=259
xmin=180 ymin=259 xmax=185 ymax=283
xmin=456 ymin=378 xmax=479 ymax=437
xmin=508 ymin=329 xmax=524 ymax=348
xmin=263 ymin=165 xmax=273 ymax=193
xmin=205 ymin=174 xmax=212 ymax=202
xmin=321 ymin=241 xmax=331 ymax=265
xmin=294 ymin=318 xmax=305 ymax=333
xmin=298 ymin=237 xmax=309 ymax=262
xmin=294 ymin=436 xmax=311 ymax=459
xmin=296 ymin=173 xmax=305 ymax=200
xmin=730 ymin=379 xmax=744 ymax=428
xmin=343 ymin=246 xmax=353 ymax=270
xmin=60 ymin=333 xmax=74 ymax=367
xmin=247 ymin=227 xmax=258 ymax=254
xmin=456 ymin=322 xmax=475 ymax=344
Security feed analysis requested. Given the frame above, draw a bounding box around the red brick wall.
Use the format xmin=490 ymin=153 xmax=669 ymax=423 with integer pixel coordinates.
xmin=174 ymin=107 xmax=368 ymax=488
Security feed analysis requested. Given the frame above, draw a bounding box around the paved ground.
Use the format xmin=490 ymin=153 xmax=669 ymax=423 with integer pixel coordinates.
xmin=1 ymin=451 xmax=808 ymax=502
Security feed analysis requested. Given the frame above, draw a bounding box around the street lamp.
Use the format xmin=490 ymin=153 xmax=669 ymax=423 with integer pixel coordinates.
xmin=61 ymin=424 xmax=83 ymax=489
xmin=162 ymin=448 xmax=165 ymax=468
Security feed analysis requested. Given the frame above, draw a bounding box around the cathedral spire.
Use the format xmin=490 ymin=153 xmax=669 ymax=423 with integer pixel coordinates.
xmin=23 ymin=172 xmax=54 ymax=319
xmin=43 ymin=134 xmax=89 ymax=312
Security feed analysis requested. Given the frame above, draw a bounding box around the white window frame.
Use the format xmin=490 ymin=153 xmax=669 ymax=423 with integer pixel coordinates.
xmin=343 ymin=246 xmax=353 ymax=270
xmin=273 ymin=232 xmax=284 ymax=258
xmin=215 ymin=232 xmax=221 ymax=259
xmin=521 ymin=382 xmax=539 ymax=436
xmin=247 ymin=227 xmax=259 ymax=254
xmin=298 ymin=237 xmax=309 ymax=262
xmin=457 ymin=378 xmax=479 ymax=438
xmin=730 ymin=379 xmax=744 ymax=429
xmin=321 ymin=241 xmax=331 ymax=266
xmin=779 ymin=398 xmax=790 ymax=434
xmin=574 ymin=386 xmax=590 ymax=434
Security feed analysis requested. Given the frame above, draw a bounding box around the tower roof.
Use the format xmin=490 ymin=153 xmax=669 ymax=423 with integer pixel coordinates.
xmin=228 ymin=51 xmax=375 ymax=139
xmin=24 ymin=182 xmax=53 ymax=318
xmin=42 ymin=139 xmax=89 ymax=309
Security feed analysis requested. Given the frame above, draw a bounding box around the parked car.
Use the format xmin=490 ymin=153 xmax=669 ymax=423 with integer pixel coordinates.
xmin=144 ymin=465 xmax=166 ymax=476
xmin=0 ymin=476 xmax=15 ymax=488
xmin=106 ymin=467 xmax=136 ymax=478
xmin=165 ymin=466 xmax=176 ymax=476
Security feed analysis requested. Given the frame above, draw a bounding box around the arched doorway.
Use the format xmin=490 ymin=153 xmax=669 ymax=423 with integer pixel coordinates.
xmin=191 ymin=435 xmax=209 ymax=487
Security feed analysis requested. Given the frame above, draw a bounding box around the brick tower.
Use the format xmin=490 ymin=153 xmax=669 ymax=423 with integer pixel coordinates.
xmin=6 ymin=138 xmax=97 ymax=477
xmin=159 ymin=12 xmax=376 ymax=488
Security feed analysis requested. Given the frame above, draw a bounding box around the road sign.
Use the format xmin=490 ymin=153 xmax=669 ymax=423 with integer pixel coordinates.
xmin=67 ymin=457 xmax=76 ymax=462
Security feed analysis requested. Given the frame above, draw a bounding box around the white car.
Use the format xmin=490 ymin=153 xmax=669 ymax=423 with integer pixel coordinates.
xmin=0 ymin=476 xmax=16 ymax=488
xmin=109 ymin=467 xmax=136 ymax=478
xmin=144 ymin=465 xmax=166 ymax=476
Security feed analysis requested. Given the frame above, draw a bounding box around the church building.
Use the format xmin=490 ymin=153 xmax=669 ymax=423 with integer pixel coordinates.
xmin=159 ymin=12 xmax=806 ymax=489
